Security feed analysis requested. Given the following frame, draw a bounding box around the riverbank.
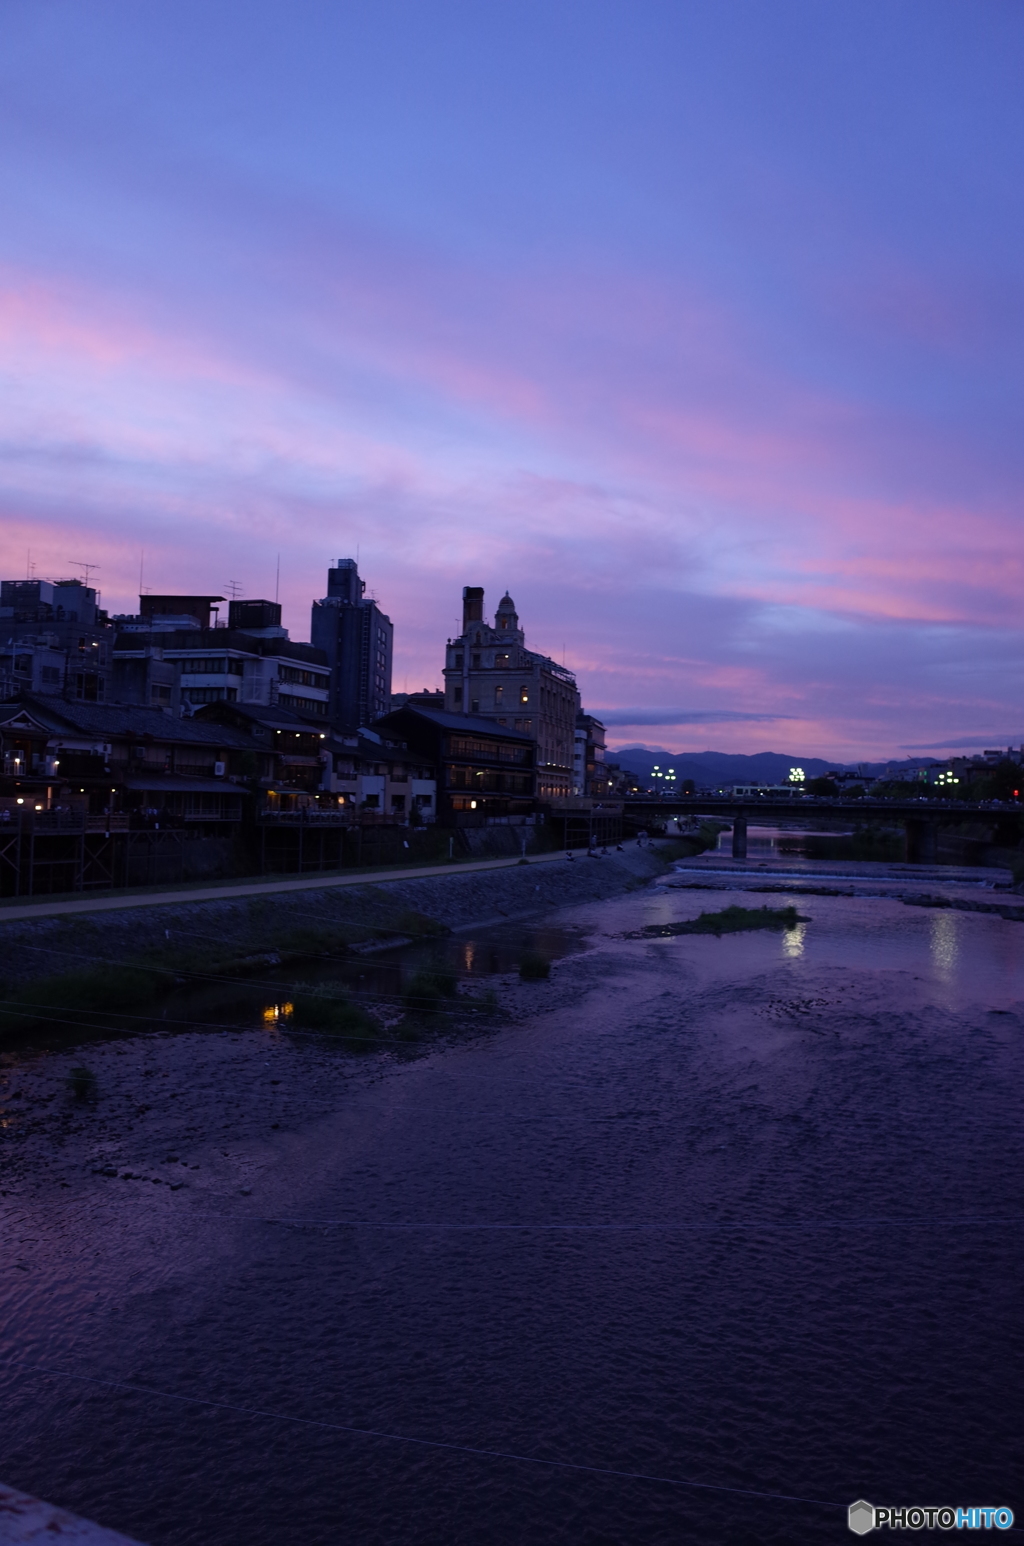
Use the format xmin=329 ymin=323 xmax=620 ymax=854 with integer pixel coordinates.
xmin=0 ymin=844 xmax=667 ymax=1022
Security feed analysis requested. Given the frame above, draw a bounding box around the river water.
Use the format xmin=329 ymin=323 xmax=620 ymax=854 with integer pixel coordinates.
xmin=1 ymin=866 xmax=1021 ymax=1544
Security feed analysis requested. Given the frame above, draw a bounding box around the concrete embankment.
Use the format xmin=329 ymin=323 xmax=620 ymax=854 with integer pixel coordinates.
xmin=0 ymin=1480 xmax=147 ymax=1543
xmin=0 ymin=846 xmax=666 ymax=996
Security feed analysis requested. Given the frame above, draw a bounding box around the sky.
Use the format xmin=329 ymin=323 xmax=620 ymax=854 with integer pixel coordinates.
xmin=1 ymin=0 xmax=1023 ymax=761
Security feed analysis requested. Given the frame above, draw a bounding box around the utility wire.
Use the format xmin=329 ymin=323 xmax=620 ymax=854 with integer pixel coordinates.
xmin=10 ymin=1362 xmax=845 ymax=1515
xmin=63 ymin=1207 xmax=1024 ymax=1233
xmin=2 ymin=935 xmax=523 ymax=1000
xmin=0 ymin=1001 xmax=479 ymax=1049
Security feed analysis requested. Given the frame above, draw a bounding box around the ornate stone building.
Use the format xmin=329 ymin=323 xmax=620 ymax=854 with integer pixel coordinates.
xmin=443 ymin=587 xmax=579 ymax=800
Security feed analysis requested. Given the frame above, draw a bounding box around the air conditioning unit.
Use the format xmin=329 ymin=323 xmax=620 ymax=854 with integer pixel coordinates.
xmin=214 ymin=761 xmax=225 ymax=777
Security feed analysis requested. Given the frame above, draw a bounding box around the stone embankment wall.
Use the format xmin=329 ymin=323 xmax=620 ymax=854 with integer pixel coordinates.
xmin=0 ymin=847 xmax=666 ymax=993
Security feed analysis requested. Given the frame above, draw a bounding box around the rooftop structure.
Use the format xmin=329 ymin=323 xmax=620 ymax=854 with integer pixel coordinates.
xmin=442 ymin=588 xmax=578 ymax=800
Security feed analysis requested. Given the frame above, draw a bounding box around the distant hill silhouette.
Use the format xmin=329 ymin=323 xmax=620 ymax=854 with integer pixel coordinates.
xmin=607 ymin=746 xmax=927 ymax=788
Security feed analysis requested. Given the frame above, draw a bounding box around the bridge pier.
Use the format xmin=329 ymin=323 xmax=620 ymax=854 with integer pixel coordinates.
xmin=905 ymin=817 xmax=939 ymax=864
xmin=731 ymin=815 xmax=748 ymax=859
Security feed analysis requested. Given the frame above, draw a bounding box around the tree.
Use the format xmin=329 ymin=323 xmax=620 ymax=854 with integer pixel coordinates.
xmin=805 ymin=776 xmax=836 ymax=797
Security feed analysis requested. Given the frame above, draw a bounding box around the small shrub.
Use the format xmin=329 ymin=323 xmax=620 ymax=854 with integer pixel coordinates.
xmin=291 ymin=985 xmax=377 ymax=1042
xmin=402 ymin=967 xmax=459 ymax=1012
xmin=518 ymin=952 xmax=551 ymax=981
xmin=0 ymin=965 xmax=162 ymax=1034
xmin=67 ymin=1065 xmax=97 ymax=1100
xmin=630 ymin=905 xmax=808 ymax=939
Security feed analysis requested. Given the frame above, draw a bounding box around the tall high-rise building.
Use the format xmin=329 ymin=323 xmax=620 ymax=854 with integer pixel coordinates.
xmin=442 ymin=587 xmax=579 ymax=799
xmin=310 ymin=559 xmax=394 ymax=732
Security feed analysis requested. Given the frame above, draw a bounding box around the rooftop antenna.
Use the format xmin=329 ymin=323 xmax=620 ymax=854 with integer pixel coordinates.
xmin=274 ymin=553 xmax=280 ymax=604
xmin=139 ymin=549 xmax=144 ymax=595
xmin=26 ymin=549 xmax=31 ymax=580
xmin=68 ymin=561 xmax=100 ymax=585
xmin=225 ymin=579 xmax=242 ymax=601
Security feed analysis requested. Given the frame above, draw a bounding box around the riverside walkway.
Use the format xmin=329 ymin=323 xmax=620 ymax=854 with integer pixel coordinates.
xmin=0 ymin=846 xmax=588 ymax=924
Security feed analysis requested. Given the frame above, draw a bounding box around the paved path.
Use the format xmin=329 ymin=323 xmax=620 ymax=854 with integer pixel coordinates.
xmin=0 ymin=847 xmax=596 ymax=924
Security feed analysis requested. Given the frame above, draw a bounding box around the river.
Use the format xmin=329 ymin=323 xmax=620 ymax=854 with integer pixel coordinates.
xmin=1 ymin=859 xmax=1021 ymax=1544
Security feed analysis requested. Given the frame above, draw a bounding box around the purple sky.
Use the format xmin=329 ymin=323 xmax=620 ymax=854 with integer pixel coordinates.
xmin=2 ymin=1 xmax=1023 ymax=759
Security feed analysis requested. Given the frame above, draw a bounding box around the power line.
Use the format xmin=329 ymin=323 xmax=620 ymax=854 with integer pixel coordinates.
xmin=9 ymin=1363 xmax=845 ymax=1514
xmin=0 ymin=924 xmax=551 ymax=1005
xmin=64 ymin=1207 xmax=1024 ymax=1235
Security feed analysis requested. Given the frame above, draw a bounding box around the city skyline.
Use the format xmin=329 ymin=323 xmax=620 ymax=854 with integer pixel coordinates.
xmin=3 ymin=4 xmax=1023 ymax=759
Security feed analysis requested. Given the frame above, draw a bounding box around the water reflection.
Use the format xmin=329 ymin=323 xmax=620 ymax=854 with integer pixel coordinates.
xmin=782 ymin=921 xmax=807 ymax=958
xmin=713 ymin=824 xmax=902 ymax=862
xmin=930 ymin=911 xmax=960 ymax=980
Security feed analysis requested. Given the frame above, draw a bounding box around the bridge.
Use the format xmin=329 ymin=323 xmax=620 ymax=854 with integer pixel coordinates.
xmin=621 ymin=795 xmax=1020 ymax=863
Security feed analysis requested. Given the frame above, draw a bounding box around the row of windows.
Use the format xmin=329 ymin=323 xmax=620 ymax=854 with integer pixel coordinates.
xmin=453 ymin=685 xmax=531 ymax=708
xmin=176 ymin=657 xmax=244 ymax=675
xmin=446 ymin=768 xmax=532 ymax=793
xmin=453 ymin=651 xmax=513 ymax=670
xmin=447 ymin=737 xmax=530 ymax=763
xmin=360 ymin=793 xmax=432 ymax=811
xmin=278 ymin=665 xmax=329 ymax=688
xmin=278 ymin=694 xmax=328 ymax=717
xmin=184 ymin=686 xmax=238 ymax=704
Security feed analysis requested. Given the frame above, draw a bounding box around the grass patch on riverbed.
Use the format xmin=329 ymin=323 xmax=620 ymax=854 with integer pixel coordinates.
xmin=402 ymin=966 xmax=459 ymax=1013
xmin=0 ymin=963 xmax=164 ymax=1034
xmin=290 ymin=984 xmax=381 ymax=1047
xmin=629 ymin=905 xmax=807 ymax=939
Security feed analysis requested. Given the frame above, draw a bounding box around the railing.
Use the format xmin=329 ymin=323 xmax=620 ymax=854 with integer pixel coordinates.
xmin=257 ymin=809 xmax=404 ymax=826
xmin=0 ymin=810 xmax=132 ymax=832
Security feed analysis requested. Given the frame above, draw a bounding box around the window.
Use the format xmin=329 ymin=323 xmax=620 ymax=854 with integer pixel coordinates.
xmin=279 ymin=664 xmax=327 ymax=687
xmin=454 ymin=686 xmax=463 ymax=706
xmin=454 ymin=653 xmax=463 ymax=668
xmin=519 ymin=686 xmax=529 ymax=704
xmin=414 ymin=793 xmax=433 ymax=807
xmin=470 ymin=698 xmax=479 ymax=713
xmin=180 ymin=658 xmax=229 ymax=674
xmin=363 ymin=793 xmax=380 ymax=808
xmin=391 ymin=794 xmax=405 ymax=811
xmin=472 ymin=653 xmax=481 ymax=668
xmin=449 ymin=736 xmax=500 ymax=758
xmin=495 ymin=653 xmax=509 ymax=667
xmin=494 ymin=685 xmax=504 ymax=704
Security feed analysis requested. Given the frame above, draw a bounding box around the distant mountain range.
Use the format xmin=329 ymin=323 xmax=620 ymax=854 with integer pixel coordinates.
xmin=606 ymin=746 xmax=932 ymax=787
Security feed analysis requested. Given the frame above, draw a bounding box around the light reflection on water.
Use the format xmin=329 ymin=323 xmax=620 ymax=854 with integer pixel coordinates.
xmin=782 ymin=920 xmax=807 ymax=958
xmin=714 ymin=824 xmax=854 ymax=857
xmin=930 ymin=910 xmax=960 ymax=980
